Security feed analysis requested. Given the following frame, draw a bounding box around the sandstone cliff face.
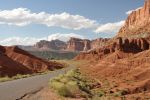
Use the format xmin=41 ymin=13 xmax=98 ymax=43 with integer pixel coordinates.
xmin=75 ymin=37 xmax=150 ymax=60
xmin=35 ymin=40 xmax=67 ymax=50
xmin=66 ymin=38 xmax=91 ymax=52
xmin=118 ymin=0 xmax=150 ymax=37
xmin=0 ymin=46 xmax=62 ymax=76
xmin=91 ymin=38 xmax=109 ymax=49
xmin=33 ymin=38 xmax=109 ymax=52
xmin=67 ymin=37 xmax=109 ymax=52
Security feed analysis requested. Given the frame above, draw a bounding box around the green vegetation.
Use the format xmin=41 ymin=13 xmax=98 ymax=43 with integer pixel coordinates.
xmin=29 ymin=51 xmax=78 ymax=60
xmin=49 ymin=69 xmax=92 ymax=98
xmin=49 ymin=69 xmax=104 ymax=99
xmin=113 ymin=89 xmax=128 ymax=97
xmin=49 ymin=69 xmax=131 ymax=100
xmin=0 ymin=70 xmax=53 ymax=82
xmin=0 ymin=74 xmax=31 ymax=82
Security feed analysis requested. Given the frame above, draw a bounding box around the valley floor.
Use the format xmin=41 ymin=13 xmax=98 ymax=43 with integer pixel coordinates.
xmin=18 ymin=59 xmax=150 ymax=100
xmin=0 ymin=64 xmax=75 ymax=100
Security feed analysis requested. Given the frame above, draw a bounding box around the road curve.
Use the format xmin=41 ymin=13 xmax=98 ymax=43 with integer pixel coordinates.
xmin=0 ymin=65 xmax=76 ymax=100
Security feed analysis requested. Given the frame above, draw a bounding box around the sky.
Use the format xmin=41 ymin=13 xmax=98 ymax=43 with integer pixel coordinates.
xmin=0 ymin=0 xmax=144 ymax=46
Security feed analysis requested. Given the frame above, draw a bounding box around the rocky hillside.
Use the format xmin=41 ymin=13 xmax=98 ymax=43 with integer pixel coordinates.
xmin=74 ymin=0 xmax=150 ymax=98
xmin=118 ymin=0 xmax=150 ymax=38
xmin=75 ymin=37 xmax=150 ymax=60
xmin=0 ymin=45 xmax=62 ymax=77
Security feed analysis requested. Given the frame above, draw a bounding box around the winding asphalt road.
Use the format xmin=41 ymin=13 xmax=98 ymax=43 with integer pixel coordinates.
xmin=0 ymin=65 xmax=76 ymax=100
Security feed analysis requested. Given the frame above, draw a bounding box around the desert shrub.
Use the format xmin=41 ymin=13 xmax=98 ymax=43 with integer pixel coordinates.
xmin=114 ymin=89 xmax=128 ymax=97
xmin=97 ymin=90 xmax=105 ymax=97
xmin=0 ymin=76 xmax=11 ymax=82
xmin=49 ymin=69 xmax=92 ymax=98
xmin=12 ymin=74 xmax=31 ymax=80
xmin=57 ymin=84 xmax=72 ymax=97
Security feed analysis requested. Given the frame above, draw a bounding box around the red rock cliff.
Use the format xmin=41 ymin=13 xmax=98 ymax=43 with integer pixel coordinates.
xmin=66 ymin=37 xmax=109 ymax=52
xmin=35 ymin=40 xmax=67 ymax=50
xmin=118 ymin=0 xmax=150 ymax=37
xmin=66 ymin=38 xmax=90 ymax=51
xmin=75 ymin=37 xmax=150 ymax=60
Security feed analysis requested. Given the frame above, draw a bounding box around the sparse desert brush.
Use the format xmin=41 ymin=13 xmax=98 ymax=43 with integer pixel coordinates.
xmin=113 ymin=89 xmax=128 ymax=97
xmin=0 ymin=76 xmax=12 ymax=82
xmin=50 ymin=77 xmax=82 ymax=97
xmin=0 ymin=70 xmax=52 ymax=83
xmin=49 ymin=69 xmax=92 ymax=98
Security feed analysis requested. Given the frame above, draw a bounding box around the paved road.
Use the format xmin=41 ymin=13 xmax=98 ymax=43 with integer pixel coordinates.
xmin=0 ymin=65 xmax=76 ymax=100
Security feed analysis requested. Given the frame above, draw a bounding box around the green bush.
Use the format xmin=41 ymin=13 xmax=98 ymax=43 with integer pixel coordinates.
xmin=57 ymin=84 xmax=72 ymax=97
xmin=49 ymin=69 xmax=92 ymax=98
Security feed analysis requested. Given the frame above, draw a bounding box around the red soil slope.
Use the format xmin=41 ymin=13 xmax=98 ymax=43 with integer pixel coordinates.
xmin=0 ymin=46 xmax=62 ymax=77
xmin=74 ymin=0 xmax=150 ymax=98
xmin=74 ymin=38 xmax=150 ymax=96
xmin=77 ymin=49 xmax=150 ymax=97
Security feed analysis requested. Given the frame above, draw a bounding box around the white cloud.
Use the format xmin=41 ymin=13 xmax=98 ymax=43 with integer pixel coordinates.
xmin=48 ymin=33 xmax=85 ymax=42
xmin=0 ymin=8 xmax=97 ymax=30
xmin=0 ymin=37 xmax=46 ymax=46
xmin=126 ymin=7 xmax=142 ymax=15
xmin=94 ymin=21 xmax=125 ymax=34
xmin=0 ymin=33 xmax=85 ymax=46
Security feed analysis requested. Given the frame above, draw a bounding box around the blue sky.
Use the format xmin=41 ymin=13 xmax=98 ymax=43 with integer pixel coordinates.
xmin=0 ymin=0 xmax=144 ymax=45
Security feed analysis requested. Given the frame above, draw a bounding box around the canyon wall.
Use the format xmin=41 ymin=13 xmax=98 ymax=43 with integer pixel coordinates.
xmin=118 ymin=0 xmax=150 ymax=38
xmin=34 ymin=38 xmax=109 ymax=52
xmin=75 ymin=37 xmax=150 ymax=60
xmin=35 ymin=40 xmax=67 ymax=50
xmin=66 ymin=37 xmax=109 ymax=52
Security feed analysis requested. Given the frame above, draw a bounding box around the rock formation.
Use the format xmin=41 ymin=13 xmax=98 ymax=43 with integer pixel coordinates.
xmin=74 ymin=0 xmax=150 ymax=98
xmin=75 ymin=37 xmax=150 ymax=60
xmin=32 ymin=38 xmax=110 ymax=52
xmin=66 ymin=37 xmax=109 ymax=52
xmin=91 ymin=38 xmax=109 ymax=49
xmin=35 ymin=40 xmax=67 ymax=50
xmin=66 ymin=38 xmax=91 ymax=52
xmin=118 ymin=0 xmax=150 ymax=37
xmin=0 ymin=45 xmax=62 ymax=76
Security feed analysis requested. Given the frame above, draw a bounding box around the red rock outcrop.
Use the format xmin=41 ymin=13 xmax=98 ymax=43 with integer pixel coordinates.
xmin=75 ymin=0 xmax=150 ymax=97
xmin=91 ymin=38 xmax=109 ymax=49
xmin=118 ymin=0 xmax=150 ymax=37
xmin=35 ymin=40 xmax=67 ymax=50
xmin=67 ymin=37 xmax=109 ymax=52
xmin=0 ymin=45 xmax=62 ymax=76
xmin=66 ymin=38 xmax=91 ymax=51
xmin=0 ymin=46 xmax=31 ymax=76
xmin=75 ymin=37 xmax=149 ymax=60
xmin=32 ymin=38 xmax=110 ymax=52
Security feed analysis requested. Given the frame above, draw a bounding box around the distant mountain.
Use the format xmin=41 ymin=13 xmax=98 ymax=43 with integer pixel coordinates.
xmin=17 ymin=38 xmax=109 ymax=60
xmin=34 ymin=39 xmax=67 ymax=51
xmin=19 ymin=37 xmax=110 ymax=52
xmin=66 ymin=37 xmax=109 ymax=52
